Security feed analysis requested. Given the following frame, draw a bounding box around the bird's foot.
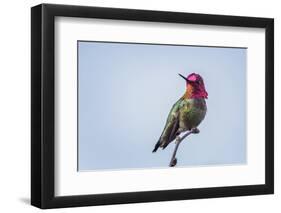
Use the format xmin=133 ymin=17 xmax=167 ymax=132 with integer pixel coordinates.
xmin=191 ymin=127 xmax=200 ymax=134
xmin=175 ymin=136 xmax=181 ymax=144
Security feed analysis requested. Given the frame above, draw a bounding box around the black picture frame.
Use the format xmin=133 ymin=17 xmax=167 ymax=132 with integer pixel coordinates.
xmin=31 ymin=3 xmax=274 ymax=209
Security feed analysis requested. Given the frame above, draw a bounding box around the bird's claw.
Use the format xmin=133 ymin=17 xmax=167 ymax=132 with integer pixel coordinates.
xmin=191 ymin=127 xmax=200 ymax=134
xmin=175 ymin=136 xmax=181 ymax=143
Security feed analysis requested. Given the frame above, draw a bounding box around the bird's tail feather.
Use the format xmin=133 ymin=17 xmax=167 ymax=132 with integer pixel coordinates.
xmin=152 ymin=140 xmax=161 ymax=152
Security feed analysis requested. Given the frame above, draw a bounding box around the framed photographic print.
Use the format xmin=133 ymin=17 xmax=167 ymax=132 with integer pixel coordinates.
xmin=31 ymin=3 xmax=274 ymax=209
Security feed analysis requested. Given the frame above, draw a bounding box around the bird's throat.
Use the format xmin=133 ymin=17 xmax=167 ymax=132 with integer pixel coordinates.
xmin=183 ymin=84 xmax=208 ymax=99
xmin=183 ymin=84 xmax=194 ymax=99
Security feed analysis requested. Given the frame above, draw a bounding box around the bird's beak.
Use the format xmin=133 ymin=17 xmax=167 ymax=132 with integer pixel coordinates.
xmin=178 ymin=73 xmax=189 ymax=82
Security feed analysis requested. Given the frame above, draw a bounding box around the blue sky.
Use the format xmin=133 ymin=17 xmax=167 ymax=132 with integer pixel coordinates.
xmin=78 ymin=41 xmax=247 ymax=171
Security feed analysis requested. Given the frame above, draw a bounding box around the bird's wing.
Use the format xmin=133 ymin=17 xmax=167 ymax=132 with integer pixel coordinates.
xmin=158 ymin=98 xmax=183 ymax=149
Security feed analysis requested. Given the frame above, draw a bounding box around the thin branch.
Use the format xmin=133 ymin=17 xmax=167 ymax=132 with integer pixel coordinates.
xmin=169 ymin=128 xmax=199 ymax=167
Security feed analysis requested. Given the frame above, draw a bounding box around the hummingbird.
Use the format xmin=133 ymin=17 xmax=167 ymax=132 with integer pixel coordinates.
xmin=152 ymin=73 xmax=208 ymax=155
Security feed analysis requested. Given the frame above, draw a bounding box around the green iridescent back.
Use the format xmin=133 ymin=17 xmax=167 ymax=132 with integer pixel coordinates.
xmin=158 ymin=97 xmax=207 ymax=149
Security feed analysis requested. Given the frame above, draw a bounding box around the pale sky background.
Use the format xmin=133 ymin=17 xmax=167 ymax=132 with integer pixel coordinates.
xmin=78 ymin=41 xmax=247 ymax=171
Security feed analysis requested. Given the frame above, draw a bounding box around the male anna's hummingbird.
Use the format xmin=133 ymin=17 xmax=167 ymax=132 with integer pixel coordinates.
xmin=152 ymin=73 xmax=208 ymax=154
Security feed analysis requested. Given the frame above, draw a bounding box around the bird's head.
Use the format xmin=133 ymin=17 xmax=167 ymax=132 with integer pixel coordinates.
xmin=179 ymin=73 xmax=208 ymax=99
